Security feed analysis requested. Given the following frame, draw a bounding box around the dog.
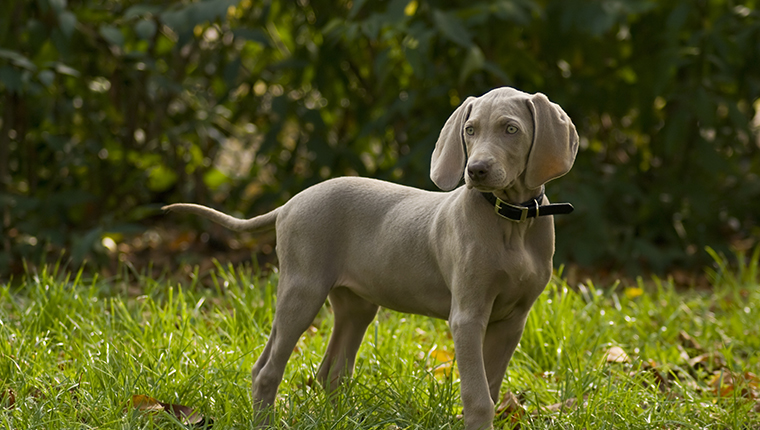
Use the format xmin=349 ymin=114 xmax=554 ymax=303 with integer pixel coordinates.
xmin=164 ymin=86 xmax=578 ymax=429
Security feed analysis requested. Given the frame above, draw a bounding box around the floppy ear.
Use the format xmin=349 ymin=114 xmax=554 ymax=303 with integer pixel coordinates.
xmin=524 ymin=93 xmax=579 ymax=189
xmin=430 ymin=96 xmax=476 ymax=191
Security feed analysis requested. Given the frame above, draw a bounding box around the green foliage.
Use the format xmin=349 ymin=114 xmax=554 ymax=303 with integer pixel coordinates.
xmin=1 ymin=0 xmax=759 ymax=274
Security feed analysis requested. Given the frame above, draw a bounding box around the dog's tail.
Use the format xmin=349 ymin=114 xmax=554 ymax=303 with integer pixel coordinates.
xmin=162 ymin=203 xmax=279 ymax=233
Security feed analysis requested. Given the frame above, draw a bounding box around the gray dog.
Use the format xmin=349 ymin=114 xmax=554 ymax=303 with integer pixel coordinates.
xmin=164 ymin=87 xmax=578 ymax=429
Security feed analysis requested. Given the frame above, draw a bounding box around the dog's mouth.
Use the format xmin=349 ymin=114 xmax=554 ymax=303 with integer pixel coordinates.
xmin=468 ymin=183 xmax=496 ymax=192
xmin=466 ymin=178 xmax=514 ymax=194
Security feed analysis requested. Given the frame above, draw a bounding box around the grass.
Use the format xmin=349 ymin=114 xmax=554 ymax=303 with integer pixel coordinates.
xmin=1 ymin=248 xmax=759 ymax=429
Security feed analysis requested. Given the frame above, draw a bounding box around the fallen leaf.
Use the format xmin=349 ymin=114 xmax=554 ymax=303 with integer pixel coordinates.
xmin=163 ymin=402 xmax=209 ymax=426
xmin=169 ymin=231 xmax=195 ymax=252
xmin=429 ymin=349 xmax=454 ymax=363
xmin=605 ymin=346 xmax=630 ymax=363
xmin=130 ymin=394 xmax=164 ymax=412
xmin=688 ymin=352 xmax=726 ymax=372
xmin=1 ymin=388 xmax=15 ymax=409
xmin=129 ymin=394 xmax=213 ymax=428
xmin=638 ymin=360 xmax=669 ymax=392
xmin=708 ymin=370 xmax=759 ymax=399
xmin=433 ymin=362 xmax=453 ymax=377
xmin=535 ymin=395 xmax=587 ymax=415
xmin=678 ymin=330 xmax=703 ymax=351
xmin=496 ymin=391 xmax=525 ymax=422
xmin=429 ymin=348 xmax=456 ymax=377
xmin=676 ymin=345 xmax=691 ymax=363
xmin=624 ymin=287 xmax=643 ymax=299
xmin=746 ymin=372 xmax=760 ymax=390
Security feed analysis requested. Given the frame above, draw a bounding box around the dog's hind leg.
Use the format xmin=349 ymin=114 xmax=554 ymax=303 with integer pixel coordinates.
xmin=316 ymin=287 xmax=379 ymax=392
xmin=250 ymin=273 xmax=331 ymax=424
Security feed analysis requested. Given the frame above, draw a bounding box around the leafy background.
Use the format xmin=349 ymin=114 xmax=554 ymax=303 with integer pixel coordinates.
xmin=1 ymin=0 xmax=759 ymax=278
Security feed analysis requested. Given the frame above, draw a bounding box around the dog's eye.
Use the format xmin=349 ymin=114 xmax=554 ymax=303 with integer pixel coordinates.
xmin=506 ymin=125 xmax=519 ymax=134
xmin=465 ymin=126 xmax=475 ymax=136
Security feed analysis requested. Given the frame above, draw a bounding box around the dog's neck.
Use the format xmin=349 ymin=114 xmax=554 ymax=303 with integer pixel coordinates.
xmin=491 ymin=183 xmax=544 ymax=206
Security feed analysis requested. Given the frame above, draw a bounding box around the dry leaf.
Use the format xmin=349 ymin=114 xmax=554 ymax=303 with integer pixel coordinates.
xmin=129 ymin=394 xmax=212 ymax=428
xmin=535 ymin=395 xmax=587 ymax=415
xmin=638 ymin=360 xmax=669 ymax=392
xmin=130 ymin=394 xmax=164 ymax=412
xmin=429 ymin=349 xmax=454 ymax=363
xmin=688 ymin=352 xmax=726 ymax=372
xmin=746 ymin=372 xmax=760 ymax=390
xmin=169 ymin=231 xmax=195 ymax=252
xmin=676 ymin=345 xmax=691 ymax=363
xmin=433 ymin=362 xmax=453 ymax=376
xmin=163 ymin=402 xmax=208 ymax=426
xmin=429 ymin=348 xmax=456 ymax=377
xmin=624 ymin=287 xmax=643 ymax=299
xmin=708 ymin=370 xmax=759 ymax=399
xmin=605 ymin=346 xmax=630 ymax=363
xmin=678 ymin=330 xmax=703 ymax=351
xmin=496 ymin=391 xmax=525 ymax=422
xmin=1 ymin=388 xmax=15 ymax=410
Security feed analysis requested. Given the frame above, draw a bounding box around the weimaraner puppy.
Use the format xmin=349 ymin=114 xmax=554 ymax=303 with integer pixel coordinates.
xmin=164 ymin=86 xmax=578 ymax=429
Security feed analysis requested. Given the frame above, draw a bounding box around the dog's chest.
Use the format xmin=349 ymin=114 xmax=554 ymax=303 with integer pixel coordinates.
xmin=486 ymin=239 xmax=552 ymax=321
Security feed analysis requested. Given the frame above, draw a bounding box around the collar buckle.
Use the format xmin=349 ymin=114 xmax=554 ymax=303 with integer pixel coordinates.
xmin=494 ymin=196 xmax=529 ymax=222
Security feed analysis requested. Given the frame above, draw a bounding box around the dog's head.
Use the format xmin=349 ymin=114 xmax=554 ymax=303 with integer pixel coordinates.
xmin=430 ymin=87 xmax=579 ymax=192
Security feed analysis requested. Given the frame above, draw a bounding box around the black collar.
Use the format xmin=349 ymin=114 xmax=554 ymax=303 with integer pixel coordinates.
xmin=481 ymin=188 xmax=574 ymax=222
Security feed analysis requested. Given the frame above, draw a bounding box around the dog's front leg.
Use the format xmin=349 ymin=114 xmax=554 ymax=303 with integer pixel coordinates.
xmin=483 ymin=312 xmax=529 ymax=403
xmin=450 ymin=307 xmax=494 ymax=430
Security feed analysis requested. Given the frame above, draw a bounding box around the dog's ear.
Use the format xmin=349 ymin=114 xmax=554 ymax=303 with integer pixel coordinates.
xmin=430 ymin=96 xmax=476 ymax=191
xmin=524 ymin=93 xmax=579 ymax=189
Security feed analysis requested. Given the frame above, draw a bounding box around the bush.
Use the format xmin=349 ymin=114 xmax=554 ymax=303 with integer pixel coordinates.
xmin=1 ymin=0 xmax=758 ymax=275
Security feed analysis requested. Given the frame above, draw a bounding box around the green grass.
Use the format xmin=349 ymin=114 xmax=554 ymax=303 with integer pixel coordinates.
xmin=1 ymin=249 xmax=759 ymax=429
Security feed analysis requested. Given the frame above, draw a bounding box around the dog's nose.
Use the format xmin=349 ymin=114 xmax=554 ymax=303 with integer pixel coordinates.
xmin=467 ymin=161 xmax=490 ymax=181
